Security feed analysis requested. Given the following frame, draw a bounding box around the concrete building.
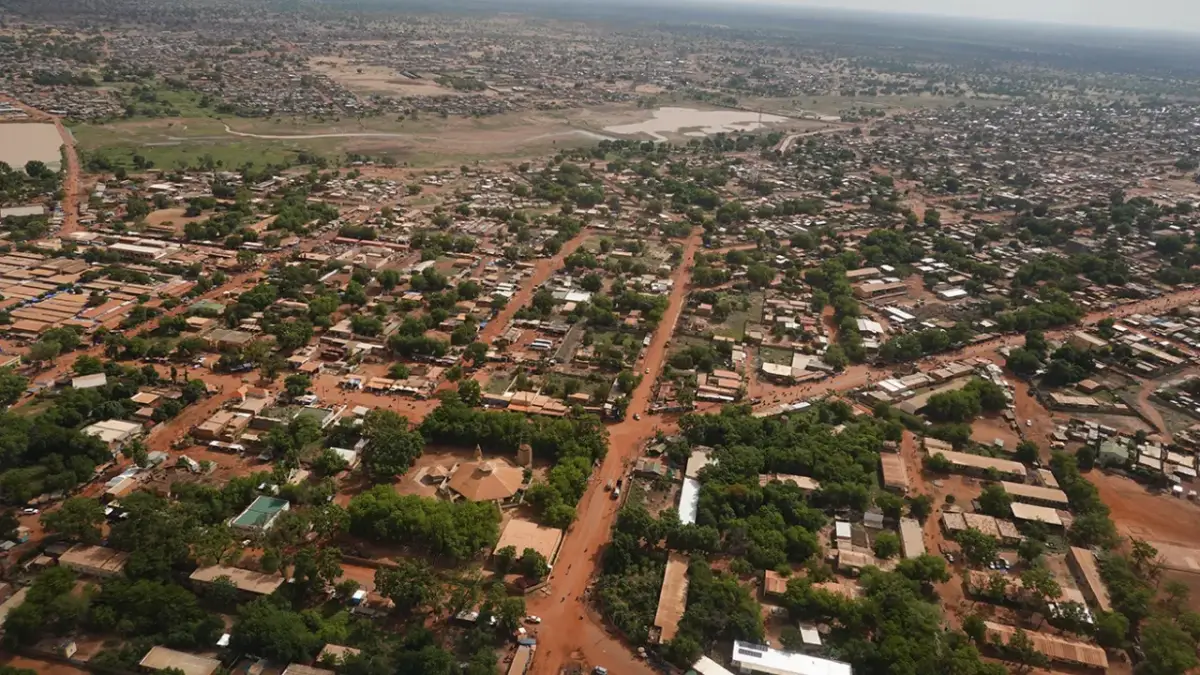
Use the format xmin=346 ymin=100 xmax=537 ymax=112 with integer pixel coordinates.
xmin=190 ymin=565 xmax=285 ymax=596
xmin=139 ymin=646 xmax=221 ymax=675
xmin=730 ymin=641 xmax=853 ymax=675
xmin=58 ymin=544 xmax=129 ymax=578
xmin=82 ymin=418 xmax=144 ymax=449
xmin=493 ymin=517 xmax=564 ymax=565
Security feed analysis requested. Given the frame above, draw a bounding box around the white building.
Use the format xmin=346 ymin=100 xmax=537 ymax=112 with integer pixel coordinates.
xmin=731 ymin=641 xmax=853 ymax=675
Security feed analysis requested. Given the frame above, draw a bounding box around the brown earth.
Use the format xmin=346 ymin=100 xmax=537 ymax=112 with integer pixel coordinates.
xmin=1091 ymin=470 xmax=1200 ymax=549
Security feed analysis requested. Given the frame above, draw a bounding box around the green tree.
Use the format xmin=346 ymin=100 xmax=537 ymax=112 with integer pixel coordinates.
xmin=0 ymin=368 xmax=27 ymax=407
xmin=72 ymin=355 xmax=104 ymax=376
xmin=962 ymin=613 xmax=987 ymax=643
xmin=1014 ymin=440 xmax=1040 ymax=464
xmin=872 ymin=531 xmax=901 ymax=559
xmin=1005 ymin=348 xmax=1042 ymax=377
xmin=746 ymin=263 xmax=776 ymax=288
xmin=360 ymin=410 xmax=424 ymax=482
xmin=458 ymin=379 xmax=482 ymax=407
xmin=230 ymin=596 xmax=321 ymax=663
xmin=925 ymin=452 xmax=952 ymax=473
xmin=908 ymin=494 xmax=933 ymax=521
xmin=1137 ymin=617 xmax=1198 ymax=675
xmin=284 ymin=373 xmax=311 ymax=399
xmin=977 ymin=484 xmax=1013 ymax=518
xmin=895 ymin=554 xmax=951 ymax=585
xmin=1001 ymin=628 xmax=1050 ymax=673
xmin=1094 ymin=610 xmax=1128 ymax=649
xmin=27 ymin=339 xmax=62 ymax=363
xmin=375 ymin=560 xmax=438 ymax=614
xmin=1017 ymin=537 xmax=1044 ymax=564
xmin=824 ymin=344 xmax=848 ymax=370
xmin=311 ymin=448 xmax=350 ymax=477
xmin=494 ymin=545 xmax=517 ymax=574
xmin=520 ymin=548 xmax=550 ymax=580
xmin=465 ymin=341 xmax=488 ymax=366
xmin=956 ymin=528 xmax=998 ymax=567
xmin=40 ymin=497 xmax=105 ymax=544
xmin=1019 ymin=564 xmax=1062 ymax=607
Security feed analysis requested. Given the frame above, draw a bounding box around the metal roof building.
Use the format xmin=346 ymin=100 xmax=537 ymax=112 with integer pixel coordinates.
xmin=231 ymin=495 xmax=290 ymax=531
xmin=730 ymin=641 xmax=854 ymax=675
xmin=679 ymin=477 xmax=701 ymax=525
xmin=983 ymin=622 xmax=1107 ymax=670
xmin=1000 ymin=481 xmax=1070 ymax=507
xmin=653 ymin=553 xmax=690 ymax=643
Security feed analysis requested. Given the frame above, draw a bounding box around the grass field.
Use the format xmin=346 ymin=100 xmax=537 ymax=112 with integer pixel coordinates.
xmin=68 ymin=104 xmax=649 ymax=171
xmin=759 ymin=346 xmax=793 ymax=366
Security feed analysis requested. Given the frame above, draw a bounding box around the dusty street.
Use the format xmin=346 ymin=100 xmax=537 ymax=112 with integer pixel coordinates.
xmin=521 ymin=282 xmax=1200 ymax=673
xmin=525 ymin=229 xmax=701 ymax=675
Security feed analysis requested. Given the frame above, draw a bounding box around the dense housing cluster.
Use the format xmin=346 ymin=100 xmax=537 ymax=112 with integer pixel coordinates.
xmin=1 ymin=3 xmax=1200 ymax=675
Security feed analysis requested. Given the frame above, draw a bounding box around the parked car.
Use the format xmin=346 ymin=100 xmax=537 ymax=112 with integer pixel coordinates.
xmin=525 ymin=615 xmax=542 ymax=624
xmin=593 ymin=668 xmax=608 ymax=675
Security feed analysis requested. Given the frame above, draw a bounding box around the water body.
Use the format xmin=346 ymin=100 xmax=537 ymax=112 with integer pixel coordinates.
xmin=0 ymin=123 xmax=63 ymax=172
xmin=604 ymin=106 xmax=787 ymax=142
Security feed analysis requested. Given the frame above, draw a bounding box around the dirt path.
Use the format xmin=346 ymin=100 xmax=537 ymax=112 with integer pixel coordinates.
xmin=527 ymin=229 xmax=701 ymax=675
xmin=1011 ymin=382 xmax=1057 ymax=458
xmin=1131 ymin=370 xmax=1193 ymax=442
xmin=0 ymin=655 xmax=87 ymax=675
xmin=223 ymin=123 xmax=420 ymax=141
xmin=478 ymin=230 xmax=591 ymax=345
xmin=772 ymin=123 xmax=855 ymax=153
xmin=821 ymin=305 xmax=839 ymax=345
xmin=0 ymin=95 xmax=81 ymax=235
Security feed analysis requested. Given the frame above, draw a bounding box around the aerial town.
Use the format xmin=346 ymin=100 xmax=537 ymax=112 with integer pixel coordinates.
xmin=2 ymin=1 xmax=1200 ymax=675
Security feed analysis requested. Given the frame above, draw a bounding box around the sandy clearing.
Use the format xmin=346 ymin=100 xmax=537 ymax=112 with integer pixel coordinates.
xmin=310 ymin=56 xmax=460 ymax=97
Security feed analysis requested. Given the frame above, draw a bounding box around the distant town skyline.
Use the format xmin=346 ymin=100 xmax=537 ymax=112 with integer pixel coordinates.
xmin=735 ymin=0 xmax=1200 ymax=33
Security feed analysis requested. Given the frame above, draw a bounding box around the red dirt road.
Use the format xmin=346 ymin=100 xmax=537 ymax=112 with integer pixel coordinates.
xmin=477 ymin=230 xmax=590 ymax=344
xmin=526 ymin=229 xmax=701 ymax=675
xmin=0 ymin=655 xmax=87 ymax=675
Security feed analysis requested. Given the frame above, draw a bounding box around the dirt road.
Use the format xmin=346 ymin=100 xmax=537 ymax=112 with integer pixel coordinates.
xmin=0 ymin=95 xmax=81 ymax=235
xmin=526 ymin=230 xmax=701 ymax=675
xmin=478 ymin=230 xmax=591 ymax=345
xmin=1131 ymin=370 xmax=1195 ymax=442
xmin=751 ymin=287 xmax=1200 ymax=416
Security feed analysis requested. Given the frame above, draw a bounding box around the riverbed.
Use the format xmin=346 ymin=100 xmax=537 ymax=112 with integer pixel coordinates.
xmin=603 ymin=106 xmax=787 ymax=141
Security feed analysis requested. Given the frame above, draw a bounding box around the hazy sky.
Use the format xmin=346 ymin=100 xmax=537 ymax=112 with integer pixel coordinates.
xmin=747 ymin=0 xmax=1200 ymax=33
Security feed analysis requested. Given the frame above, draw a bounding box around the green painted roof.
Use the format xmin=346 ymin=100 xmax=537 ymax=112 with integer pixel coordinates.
xmin=232 ymin=495 xmax=288 ymax=529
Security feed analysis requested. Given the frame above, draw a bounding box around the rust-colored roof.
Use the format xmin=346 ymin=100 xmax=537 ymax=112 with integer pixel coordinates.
xmin=447 ymin=459 xmax=524 ymax=502
xmin=983 ymin=621 xmax=1108 ymax=669
xmin=653 ymin=553 xmax=689 ymax=643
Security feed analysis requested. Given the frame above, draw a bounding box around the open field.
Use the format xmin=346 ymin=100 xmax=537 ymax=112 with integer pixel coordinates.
xmin=310 ymin=56 xmax=462 ymax=97
xmin=68 ymin=102 xmax=843 ymax=169
xmin=1092 ymin=469 xmax=1200 ymax=549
